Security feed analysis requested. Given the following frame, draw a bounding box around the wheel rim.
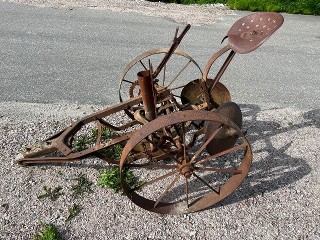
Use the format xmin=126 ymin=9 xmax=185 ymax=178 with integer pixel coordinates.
xmin=118 ymin=48 xmax=202 ymax=105
xmin=119 ymin=110 xmax=252 ymax=214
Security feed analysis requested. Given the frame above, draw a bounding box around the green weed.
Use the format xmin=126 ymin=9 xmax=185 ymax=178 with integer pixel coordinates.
xmin=73 ymin=134 xmax=90 ymax=152
xmin=74 ymin=126 xmax=116 ymax=149
xmin=34 ymin=221 xmax=63 ymax=240
xmin=65 ymin=204 xmax=82 ymax=222
xmin=70 ymin=173 xmax=93 ymax=198
xmin=98 ymin=143 xmax=123 ymax=160
xmin=37 ymin=186 xmax=64 ymax=201
xmin=151 ymin=0 xmax=320 ymax=15
xmin=51 ymin=120 xmax=60 ymax=130
xmin=98 ymin=166 xmax=143 ymax=194
xmin=73 ymin=126 xmax=123 ymax=161
xmin=2 ymin=123 xmax=10 ymax=130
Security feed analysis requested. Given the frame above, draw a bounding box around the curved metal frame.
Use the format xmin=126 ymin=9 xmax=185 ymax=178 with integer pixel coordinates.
xmin=16 ymin=12 xmax=284 ymax=214
xmin=119 ymin=110 xmax=252 ymax=214
xmin=118 ymin=48 xmax=203 ymax=103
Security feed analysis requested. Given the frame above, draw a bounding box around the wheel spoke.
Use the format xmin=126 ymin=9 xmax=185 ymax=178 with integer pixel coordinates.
xmin=190 ymin=125 xmax=223 ymax=163
xmin=122 ymin=79 xmax=135 ymax=84
xmin=139 ymin=60 xmax=147 ymax=70
xmin=144 ymin=137 xmax=180 ymax=164
xmin=131 ymin=170 xmax=177 ymax=192
xmin=154 ymin=174 xmax=180 ymax=208
xmin=169 ymin=84 xmax=187 ymax=91
xmin=181 ymin=122 xmax=187 ymax=161
xmin=193 ymin=172 xmax=220 ymax=194
xmin=166 ymin=60 xmax=192 ymax=88
xmin=126 ymin=163 xmax=177 ymax=170
xmin=162 ymin=64 xmax=166 ymax=86
xmin=195 ymin=142 xmax=247 ymax=165
xmin=185 ymin=178 xmax=189 ymax=209
xmin=172 ymin=94 xmax=182 ymax=99
xmin=194 ymin=166 xmax=242 ymax=174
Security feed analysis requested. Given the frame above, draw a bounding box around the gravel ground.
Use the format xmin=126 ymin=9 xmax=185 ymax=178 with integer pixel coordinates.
xmin=1 ymin=0 xmax=232 ymax=26
xmin=0 ymin=101 xmax=319 ymax=239
xmin=0 ymin=1 xmax=320 ymax=239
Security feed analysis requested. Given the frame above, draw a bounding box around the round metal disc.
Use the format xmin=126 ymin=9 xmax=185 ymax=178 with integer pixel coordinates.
xmin=181 ymin=79 xmax=231 ymax=106
xmin=227 ymin=12 xmax=284 ymax=54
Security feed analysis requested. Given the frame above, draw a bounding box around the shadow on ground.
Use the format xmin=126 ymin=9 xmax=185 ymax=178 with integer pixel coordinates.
xmin=19 ymin=104 xmax=318 ymax=212
xmin=213 ymin=104 xmax=317 ymax=208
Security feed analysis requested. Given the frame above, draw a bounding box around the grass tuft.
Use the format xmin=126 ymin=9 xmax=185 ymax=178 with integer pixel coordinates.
xmin=65 ymin=204 xmax=82 ymax=222
xmin=34 ymin=221 xmax=63 ymax=240
xmin=98 ymin=166 xmax=143 ymax=194
xmin=70 ymin=173 xmax=93 ymax=198
xmin=74 ymin=126 xmax=116 ymax=152
xmin=37 ymin=186 xmax=64 ymax=201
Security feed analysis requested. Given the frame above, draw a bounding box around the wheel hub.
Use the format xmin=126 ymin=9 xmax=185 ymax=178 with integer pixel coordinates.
xmin=178 ymin=160 xmax=194 ymax=179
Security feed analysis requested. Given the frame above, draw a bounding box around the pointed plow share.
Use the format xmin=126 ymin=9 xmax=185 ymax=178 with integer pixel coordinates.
xmin=16 ymin=12 xmax=284 ymax=214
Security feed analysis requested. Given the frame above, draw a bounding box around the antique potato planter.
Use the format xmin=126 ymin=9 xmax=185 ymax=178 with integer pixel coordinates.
xmin=17 ymin=12 xmax=284 ymax=214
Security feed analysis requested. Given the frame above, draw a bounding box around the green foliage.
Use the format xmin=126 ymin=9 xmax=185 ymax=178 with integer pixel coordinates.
xmin=34 ymin=222 xmax=63 ymax=240
xmin=74 ymin=126 xmax=115 ymax=151
xmin=37 ymin=186 xmax=64 ymax=201
xmin=73 ymin=135 xmax=88 ymax=152
xmin=73 ymin=126 xmax=123 ymax=161
xmin=228 ymin=0 xmax=319 ymax=15
xmin=149 ymin=0 xmax=320 ymax=15
xmin=70 ymin=173 xmax=93 ymax=198
xmin=65 ymin=204 xmax=82 ymax=222
xmin=98 ymin=166 xmax=143 ymax=193
xmin=2 ymin=123 xmax=10 ymax=130
xmin=98 ymin=143 xmax=123 ymax=160
xmin=152 ymin=0 xmax=226 ymax=3
xmin=93 ymin=126 xmax=116 ymax=139
xmin=51 ymin=120 xmax=60 ymax=130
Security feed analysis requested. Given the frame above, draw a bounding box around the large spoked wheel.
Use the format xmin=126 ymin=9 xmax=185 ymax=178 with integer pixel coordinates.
xmin=118 ymin=48 xmax=202 ymax=104
xmin=119 ymin=110 xmax=252 ymax=214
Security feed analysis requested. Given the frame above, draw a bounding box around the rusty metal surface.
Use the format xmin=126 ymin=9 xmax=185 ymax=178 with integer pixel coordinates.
xmin=138 ymin=70 xmax=157 ymax=121
xmin=181 ymin=79 xmax=231 ymax=106
xmin=16 ymin=12 xmax=283 ymax=214
xmin=205 ymin=102 xmax=242 ymax=156
xmin=119 ymin=110 xmax=252 ymax=214
xmin=152 ymin=24 xmax=191 ymax=78
xmin=118 ymin=48 xmax=202 ymax=104
xmin=227 ymin=12 xmax=284 ymax=54
xmin=16 ymin=96 xmax=144 ymax=165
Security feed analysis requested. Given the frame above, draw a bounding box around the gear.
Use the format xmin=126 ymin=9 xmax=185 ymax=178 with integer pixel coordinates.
xmin=129 ymin=80 xmax=141 ymax=98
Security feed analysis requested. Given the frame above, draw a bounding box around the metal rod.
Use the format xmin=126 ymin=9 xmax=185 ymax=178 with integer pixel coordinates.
xmin=153 ymin=24 xmax=191 ymax=79
xmin=137 ymin=70 xmax=156 ymax=121
xmin=209 ymin=50 xmax=236 ymax=95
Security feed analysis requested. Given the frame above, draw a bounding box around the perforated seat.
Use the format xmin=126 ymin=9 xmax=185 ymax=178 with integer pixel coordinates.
xmin=227 ymin=12 xmax=284 ymax=54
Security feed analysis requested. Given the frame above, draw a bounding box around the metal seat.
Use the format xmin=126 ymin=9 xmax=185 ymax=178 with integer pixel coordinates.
xmin=226 ymin=12 xmax=284 ymax=54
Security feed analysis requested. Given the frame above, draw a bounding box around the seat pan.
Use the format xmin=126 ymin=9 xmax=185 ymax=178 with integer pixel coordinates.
xmin=227 ymin=12 xmax=284 ymax=54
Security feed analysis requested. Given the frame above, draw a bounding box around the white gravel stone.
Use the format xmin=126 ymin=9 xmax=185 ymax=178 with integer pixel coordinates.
xmin=0 ymin=101 xmax=319 ymax=239
xmin=1 ymin=0 xmax=233 ymax=26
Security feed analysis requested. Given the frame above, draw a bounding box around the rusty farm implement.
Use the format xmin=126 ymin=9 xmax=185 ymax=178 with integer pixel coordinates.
xmin=16 ymin=12 xmax=284 ymax=214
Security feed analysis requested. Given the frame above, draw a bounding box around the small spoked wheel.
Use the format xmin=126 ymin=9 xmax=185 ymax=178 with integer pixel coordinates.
xmin=118 ymin=48 xmax=202 ymax=104
xmin=119 ymin=110 xmax=252 ymax=214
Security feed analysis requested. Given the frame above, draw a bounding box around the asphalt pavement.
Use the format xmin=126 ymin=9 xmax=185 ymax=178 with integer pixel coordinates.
xmin=0 ymin=2 xmax=319 ymax=110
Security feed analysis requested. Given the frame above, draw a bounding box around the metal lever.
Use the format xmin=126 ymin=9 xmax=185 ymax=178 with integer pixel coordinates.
xmin=153 ymin=24 xmax=191 ymax=79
